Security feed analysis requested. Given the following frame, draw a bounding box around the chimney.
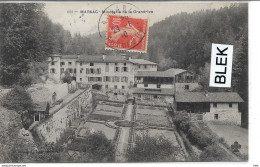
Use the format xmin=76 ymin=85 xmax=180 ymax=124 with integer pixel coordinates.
xmin=102 ymin=53 xmax=107 ymax=60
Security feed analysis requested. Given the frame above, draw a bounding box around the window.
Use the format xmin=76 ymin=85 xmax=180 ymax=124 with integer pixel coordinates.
xmin=115 ymin=63 xmax=118 ymax=65
xmin=138 ymin=65 xmax=141 ymax=68
xmin=60 ymin=62 xmax=65 ymax=66
xmin=144 ymin=65 xmax=147 ymax=69
xmin=50 ymin=69 xmax=55 ymax=73
xmin=104 ymin=76 xmax=111 ymax=82
xmin=80 ymin=68 xmax=83 ymax=73
xmin=86 ymin=68 xmax=90 ymax=74
xmin=114 ymin=85 xmax=117 ymax=89
xmin=185 ymin=85 xmax=189 ymax=90
xmin=88 ymin=77 xmax=94 ymax=82
xmin=213 ymin=103 xmax=217 ymax=108
xmin=105 ymin=85 xmax=108 ymax=89
xmin=80 ymin=78 xmax=82 ymax=81
xmin=214 ymin=114 xmax=219 ymax=120
xmin=138 ymin=94 xmax=141 ymax=98
xmin=115 ymin=67 xmax=120 ymax=72
xmin=106 ymin=63 xmax=109 ymax=65
xmin=137 ymin=77 xmax=141 ymax=80
xmin=157 ymin=84 xmax=161 ymax=88
xmin=89 ymin=62 xmax=93 ymax=66
xmin=68 ymin=62 xmax=72 ymax=66
xmin=133 ymin=84 xmax=137 ymax=87
xmin=229 ymin=103 xmax=233 ymax=108
xmin=144 ymin=84 xmax=148 ymax=87
xmin=97 ymin=77 xmax=102 ymax=82
xmin=114 ymin=76 xmax=120 ymax=82
xmin=90 ymin=69 xmax=94 ymax=74
xmin=51 ymin=62 xmax=55 ymax=66
xmin=60 ymin=68 xmax=64 ymax=73
xmin=68 ymin=68 xmax=73 ymax=73
xmin=123 ymin=67 xmax=128 ymax=72
xmin=80 ymin=62 xmax=82 ymax=66
xmin=74 ymin=68 xmax=76 ymax=73
xmin=122 ymin=86 xmax=125 ymax=89
xmin=97 ymin=68 xmax=101 ymax=74
xmin=154 ymin=95 xmax=158 ymax=99
xmin=124 ymin=63 xmax=126 ymax=66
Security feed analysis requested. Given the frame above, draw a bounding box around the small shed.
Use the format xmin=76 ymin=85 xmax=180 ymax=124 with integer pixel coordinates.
xmin=30 ymin=102 xmax=50 ymax=122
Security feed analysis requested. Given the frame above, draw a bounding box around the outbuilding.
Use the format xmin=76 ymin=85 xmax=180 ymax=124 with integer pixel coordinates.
xmin=175 ymin=92 xmax=244 ymax=125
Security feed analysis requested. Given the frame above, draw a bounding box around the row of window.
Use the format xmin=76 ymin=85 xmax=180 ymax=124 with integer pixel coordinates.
xmin=137 ymin=65 xmax=156 ymax=69
xmin=213 ymin=103 xmax=233 ymax=108
xmin=79 ymin=67 xmax=128 ymax=74
xmin=59 ymin=62 xmax=129 ymax=67
xmin=79 ymin=76 xmax=129 ymax=83
xmin=105 ymin=85 xmax=125 ymax=89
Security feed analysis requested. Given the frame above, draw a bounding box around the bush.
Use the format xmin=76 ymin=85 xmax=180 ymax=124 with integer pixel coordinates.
xmin=127 ymin=131 xmax=176 ymax=162
xmin=179 ymin=131 xmax=199 ymax=161
xmin=21 ymin=112 xmax=34 ymax=130
xmin=61 ymin=71 xmax=72 ymax=84
xmin=2 ymin=86 xmax=33 ymax=112
xmin=67 ymin=131 xmax=115 ymax=162
xmin=187 ymin=126 xmax=213 ymax=149
xmin=200 ymin=145 xmax=231 ymax=161
xmin=173 ymin=111 xmax=191 ymax=133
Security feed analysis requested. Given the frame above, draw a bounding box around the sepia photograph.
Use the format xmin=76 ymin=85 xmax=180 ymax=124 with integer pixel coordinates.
xmin=0 ymin=1 xmax=249 ymax=163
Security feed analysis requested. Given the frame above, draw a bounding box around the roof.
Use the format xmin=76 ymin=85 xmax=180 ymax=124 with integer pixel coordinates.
xmin=135 ymin=68 xmax=191 ymax=78
xmin=175 ymin=92 xmax=244 ymax=103
xmin=77 ymin=55 xmax=129 ymax=63
xmin=33 ymin=101 xmax=49 ymax=111
xmin=61 ymin=55 xmax=79 ymax=59
xmin=133 ymin=88 xmax=174 ymax=96
xmin=135 ymin=71 xmax=175 ymax=78
xmin=165 ymin=68 xmax=187 ymax=75
xmin=129 ymin=59 xmax=157 ymax=65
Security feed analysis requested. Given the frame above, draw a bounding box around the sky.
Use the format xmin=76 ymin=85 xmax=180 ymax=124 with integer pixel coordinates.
xmin=44 ymin=2 xmax=232 ymax=36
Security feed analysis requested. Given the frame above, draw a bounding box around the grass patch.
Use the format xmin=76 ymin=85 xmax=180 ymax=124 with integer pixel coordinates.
xmin=88 ymin=113 xmax=121 ymax=122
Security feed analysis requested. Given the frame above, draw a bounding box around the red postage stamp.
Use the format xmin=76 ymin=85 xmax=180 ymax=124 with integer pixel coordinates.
xmin=105 ymin=15 xmax=148 ymax=53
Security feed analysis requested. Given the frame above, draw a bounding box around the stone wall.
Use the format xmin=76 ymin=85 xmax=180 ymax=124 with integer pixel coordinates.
xmin=204 ymin=103 xmax=241 ymax=125
xmin=32 ymin=89 xmax=92 ymax=143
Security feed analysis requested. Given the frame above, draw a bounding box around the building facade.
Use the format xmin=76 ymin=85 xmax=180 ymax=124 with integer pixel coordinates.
xmin=132 ymin=68 xmax=199 ymax=103
xmin=175 ymin=92 xmax=244 ymax=125
xmin=48 ymin=54 xmax=157 ymax=95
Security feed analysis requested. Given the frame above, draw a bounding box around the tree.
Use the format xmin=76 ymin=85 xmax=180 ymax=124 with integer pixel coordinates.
xmin=61 ymin=70 xmax=72 ymax=84
xmin=0 ymin=4 xmax=45 ymax=86
xmin=67 ymin=131 xmax=115 ymax=162
xmin=127 ymin=130 xmax=176 ymax=162
xmin=2 ymin=86 xmax=33 ymax=112
xmin=2 ymin=86 xmax=34 ymax=129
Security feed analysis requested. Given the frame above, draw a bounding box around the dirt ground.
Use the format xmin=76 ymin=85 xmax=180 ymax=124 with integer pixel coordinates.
xmin=77 ymin=122 xmax=116 ymax=140
xmin=207 ymin=123 xmax=248 ymax=155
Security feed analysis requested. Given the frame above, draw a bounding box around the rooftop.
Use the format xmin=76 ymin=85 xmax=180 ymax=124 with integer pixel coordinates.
xmin=61 ymin=55 xmax=79 ymax=59
xmin=77 ymin=55 xmax=129 ymax=63
xmin=135 ymin=71 xmax=175 ymax=78
xmin=165 ymin=68 xmax=187 ymax=75
xmin=129 ymin=59 xmax=157 ymax=65
xmin=133 ymin=88 xmax=174 ymax=95
xmin=175 ymin=92 xmax=244 ymax=103
xmin=33 ymin=101 xmax=49 ymax=111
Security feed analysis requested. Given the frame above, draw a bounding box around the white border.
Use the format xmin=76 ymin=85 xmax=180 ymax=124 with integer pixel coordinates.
xmin=2 ymin=1 xmax=260 ymax=167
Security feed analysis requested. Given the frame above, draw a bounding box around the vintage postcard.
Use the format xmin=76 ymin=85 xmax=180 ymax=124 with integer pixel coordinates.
xmin=0 ymin=1 xmax=249 ymax=164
